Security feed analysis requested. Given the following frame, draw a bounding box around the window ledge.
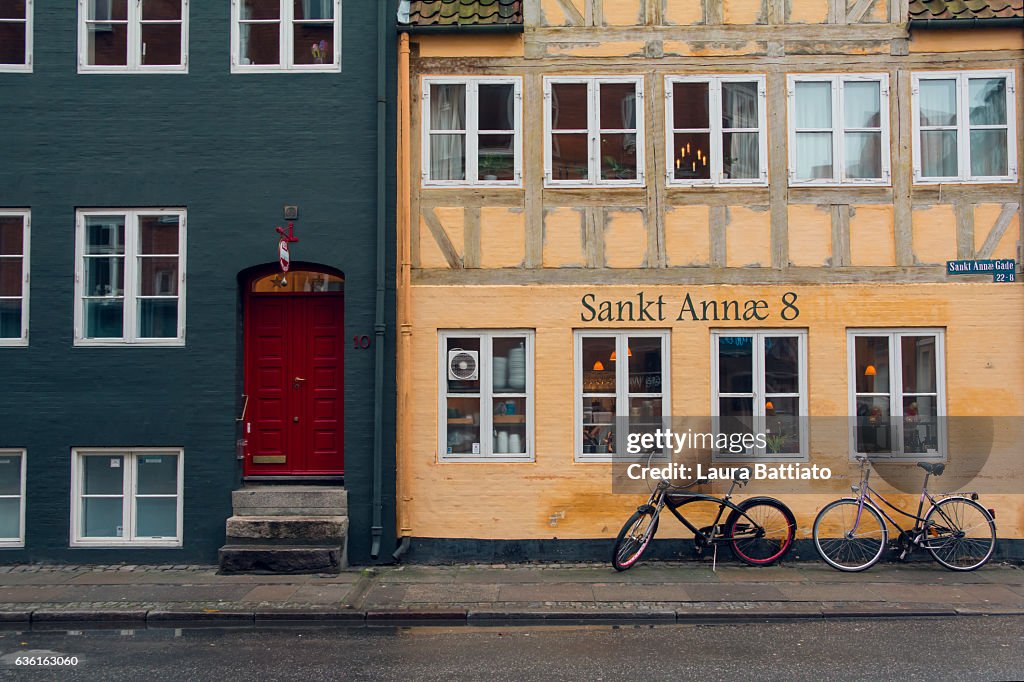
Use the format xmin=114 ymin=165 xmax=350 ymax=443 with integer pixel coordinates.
xmin=231 ymin=65 xmax=342 ymax=74
xmin=78 ymin=66 xmax=188 ymax=75
xmin=0 ymin=339 xmax=28 ymax=348
xmin=70 ymin=540 xmax=182 ymax=548
xmin=439 ymin=456 xmax=534 ymax=464
xmin=0 ymin=541 xmax=25 ymax=549
xmin=73 ymin=339 xmax=186 ymax=348
xmin=913 ymin=178 xmax=1018 ymax=186
xmin=0 ymin=65 xmax=31 ymax=73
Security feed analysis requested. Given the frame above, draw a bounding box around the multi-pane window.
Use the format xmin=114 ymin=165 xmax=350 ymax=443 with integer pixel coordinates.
xmin=440 ymin=331 xmax=533 ymax=461
xmin=545 ymin=77 xmax=645 ymax=187
xmin=788 ymin=74 xmax=890 ymax=185
xmin=0 ymin=450 xmax=25 ymax=548
xmin=849 ymin=330 xmax=945 ymax=459
xmin=79 ymin=0 xmax=188 ymax=72
xmin=913 ymin=71 xmax=1017 ymax=183
xmin=576 ymin=331 xmax=669 ymax=461
xmin=232 ymin=0 xmax=341 ymax=72
xmin=666 ymin=76 xmax=766 ymax=185
xmin=72 ymin=449 xmax=182 ymax=547
xmin=0 ymin=211 xmax=29 ymax=346
xmin=74 ymin=209 xmax=186 ymax=345
xmin=0 ymin=0 xmax=31 ymax=71
xmin=422 ymin=77 xmax=522 ymax=186
xmin=713 ymin=331 xmax=808 ymax=459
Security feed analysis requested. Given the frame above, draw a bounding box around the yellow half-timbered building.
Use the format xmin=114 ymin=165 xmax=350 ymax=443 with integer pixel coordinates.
xmin=395 ymin=0 xmax=1024 ymax=560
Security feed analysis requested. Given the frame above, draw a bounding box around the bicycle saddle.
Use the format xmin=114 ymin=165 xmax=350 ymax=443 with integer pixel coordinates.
xmin=917 ymin=462 xmax=945 ymax=476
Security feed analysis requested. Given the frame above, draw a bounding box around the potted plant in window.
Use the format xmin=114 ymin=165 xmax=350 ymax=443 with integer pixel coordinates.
xmin=478 ymin=154 xmax=509 ymax=181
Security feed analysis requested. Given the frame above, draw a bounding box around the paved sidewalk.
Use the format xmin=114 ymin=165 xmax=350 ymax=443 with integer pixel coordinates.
xmin=0 ymin=561 xmax=1021 ymax=626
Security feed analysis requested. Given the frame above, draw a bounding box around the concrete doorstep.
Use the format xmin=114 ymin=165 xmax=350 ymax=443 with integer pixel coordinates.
xmin=0 ymin=562 xmax=1020 ymax=627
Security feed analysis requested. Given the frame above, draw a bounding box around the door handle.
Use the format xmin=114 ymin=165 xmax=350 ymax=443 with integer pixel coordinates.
xmin=294 ymin=377 xmax=306 ymax=382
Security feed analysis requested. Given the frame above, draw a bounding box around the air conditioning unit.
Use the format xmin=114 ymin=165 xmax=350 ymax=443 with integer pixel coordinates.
xmin=447 ymin=348 xmax=479 ymax=381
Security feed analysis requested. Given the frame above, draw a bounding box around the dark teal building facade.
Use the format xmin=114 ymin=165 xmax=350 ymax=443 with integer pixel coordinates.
xmin=0 ymin=1 xmax=397 ymax=565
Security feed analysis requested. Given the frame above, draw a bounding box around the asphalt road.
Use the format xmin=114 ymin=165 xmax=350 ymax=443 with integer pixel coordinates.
xmin=1 ymin=617 xmax=1022 ymax=681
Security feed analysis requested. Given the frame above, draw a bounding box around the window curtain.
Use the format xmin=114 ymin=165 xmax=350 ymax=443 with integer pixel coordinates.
xmin=919 ymin=79 xmax=957 ymax=177
xmin=722 ymin=82 xmax=759 ymax=179
xmin=794 ymin=82 xmax=833 ymax=179
xmin=430 ymin=84 xmax=466 ymax=181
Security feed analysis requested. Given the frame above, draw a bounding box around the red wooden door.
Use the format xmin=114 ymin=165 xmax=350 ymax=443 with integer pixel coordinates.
xmin=245 ymin=292 xmax=344 ymax=475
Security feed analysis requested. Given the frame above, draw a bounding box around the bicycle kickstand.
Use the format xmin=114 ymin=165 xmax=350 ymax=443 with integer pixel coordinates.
xmin=712 ymin=543 xmax=717 ymax=572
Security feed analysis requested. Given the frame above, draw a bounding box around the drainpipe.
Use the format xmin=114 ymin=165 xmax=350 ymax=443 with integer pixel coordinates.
xmin=908 ymin=18 xmax=1023 ymax=30
xmin=396 ymin=32 xmax=413 ymax=551
xmin=371 ymin=0 xmax=389 ymax=559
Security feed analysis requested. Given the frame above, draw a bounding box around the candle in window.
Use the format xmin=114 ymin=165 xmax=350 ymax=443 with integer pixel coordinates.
xmin=675 ymin=158 xmax=680 ymax=169
xmin=692 ymin=161 xmax=696 ymax=172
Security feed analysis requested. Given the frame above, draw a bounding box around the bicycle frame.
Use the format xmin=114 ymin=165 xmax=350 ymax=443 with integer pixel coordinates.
xmin=641 ymin=478 xmax=761 ymax=544
xmin=846 ymin=459 xmax=979 ymax=549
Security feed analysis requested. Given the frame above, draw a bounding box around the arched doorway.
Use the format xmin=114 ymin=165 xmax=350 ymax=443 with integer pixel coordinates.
xmin=243 ymin=266 xmax=345 ymax=476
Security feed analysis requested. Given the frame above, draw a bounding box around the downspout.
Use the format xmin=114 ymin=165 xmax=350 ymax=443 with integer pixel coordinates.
xmin=371 ymin=0 xmax=389 ymax=559
xmin=395 ymin=31 xmax=413 ymax=557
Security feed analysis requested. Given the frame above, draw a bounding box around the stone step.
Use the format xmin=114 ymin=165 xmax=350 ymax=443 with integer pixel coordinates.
xmin=218 ymin=544 xmax=345 ymax=575
xmin=232 ymin=486 xmax=347 ymax=516
xmin=225 ymin=515 xmax=348 ymax=543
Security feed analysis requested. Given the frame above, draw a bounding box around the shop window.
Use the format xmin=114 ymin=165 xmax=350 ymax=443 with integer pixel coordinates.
xmin=71 ymin=449 xmax=182 ymax=547
xmin=849 ymin=329 xmax=945 ymax=459
xmin=575 ymin=330 xmax=670 ymax=462
xmin=422 ymin=77 xmax=522 ymax=186
xmin=74 ymin=209 xmax=186 ymax=346
xmin=231 ymin=0 xmax=341 ymax=72
xmin=439 ymin=331 xmax=534 ymax=462
xmin=787 ymin=74 xmax=890 ymax=185
xmin=666 ymin=76 xmax=767 ymax=186
xmin=79 ymin=0 xmax=188 ymax=72
xmin=545 ymin=76 xmax=645 ymax=187
xmin=0 ymin=450 xmax=26 ymax=548
xmin=912 ymin=71 xmax=1017 ymax=184
xmin=712 ymin=330 xmax=808 ymax=459
xmin=0 ymin=0 xmax=32 ymax=71
xmin=0 ymin=210 xmax=29 ymax=346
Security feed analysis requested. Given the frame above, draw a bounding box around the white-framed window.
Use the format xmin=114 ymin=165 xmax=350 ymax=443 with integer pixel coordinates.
xmin=71 ymin=448 xmax=183 ymax=547
xmin=545 ymin=76 xmax=645 ymax=187
xmin=912 ymin=71 xmax=1017 ymax=184
xmin=665 ymin=75 xmax=767 ymax=186
xmin=74 ymin=209 xmax=186 ymax=346
xmin=231 ymin=0 xmax=341 ymax=73
xmin=439 ymin=331 xmax=534 ymax=462
xmin=422 ymin=77 xmax=522 ymax=187
xmin=712 ymin=330 xmax=808 ymax=460
xmin=78 ymin=0 xmax=188 ymax=73
xmin=0 ymin=0 xmax=32 ymax=72
xmin=787 ymin=74 xmax=890 ymax=185
xmin=0 ymin=210 xmax=29 ymax=347
xmin=575 ymin=330 xmax=670 ymax=462
xmin=0 ymin=450 xmax=26 ymax=548
xmin=848 ymin=329 xmax=946 ymax=460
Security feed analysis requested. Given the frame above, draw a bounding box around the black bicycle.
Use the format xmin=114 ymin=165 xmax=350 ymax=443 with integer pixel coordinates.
xmin=611 ymin=468 xmax=797 ymax=571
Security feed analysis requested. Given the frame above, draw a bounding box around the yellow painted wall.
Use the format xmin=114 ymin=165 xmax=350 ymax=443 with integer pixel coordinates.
xmin=912 ymin=205 xmax=957 ymax=265
xmin=416 ymin=34 xmax=525 ymax=58
xmin=723 ymin=0 xmax=762 ymax=24
xmin=787 ymin=205 xmax=832 ymax=267
xmin=664 ymin=0 xmax=703 ymax=25
xmin=603 ymin=0 xmax=642 ymax=26
xmin=726 ymin=206 xmax=771 ymax=267
xmin=788 ymin=0 xmax=828 ymax=24
xmin=849 ymin=205 xmax=896 ymax=266
xmin=664 ymin=206 xmax=710 ymax=266
xmin=481 ymin=207 xmax=526 ymax=268
xmin=974 ymin=204 xmax=1021 ymax=261
xmin=402 ymin=284 xmax=1024 ymax=541
xmin=543 ymin=208 xmax=585 ymax=267
xmin=910 ymin=28 xmax=1024 ymax=53
xmin=604 ymin=210 xmax=647 ymax=268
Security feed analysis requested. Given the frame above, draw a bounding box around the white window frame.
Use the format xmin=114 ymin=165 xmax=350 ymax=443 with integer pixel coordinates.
xmin=77 ymin=0 xmax=189 ymax=73
xmin=787 ymin=74 xmax=891 ymax=186
xmin=438 ymin=330 xmax=535 ymax=463
xmin=665 ymin=75 xmax=767 ymax=187
xmin=70 ymin=448 xmax=184 ymax=548
xmin=0 ymin=210 xmax=30 ymax=347
xmin=0 ymin=450 xmax=26 ymax=548
xmin=847 ymin=328 xmax=947 ymax=461
xmin=711 ymin=330 xmax=809 ymax=461
xmin=544 ymin=76 xmax=646 ymax=188
xmin=74 ymin=208 xmax=187 ymax=347
xmin=230 ymin=0 xmax=342 ymax=73
xmin=574 ymin=329 xmax=671 ymax=463
xmin=421 ymin=76 xmax=523 ymax=188
xmin=911 ymin=71 xmax=1018 ymax=185
xmin=0 ymin=0 xmax=32 ymax=72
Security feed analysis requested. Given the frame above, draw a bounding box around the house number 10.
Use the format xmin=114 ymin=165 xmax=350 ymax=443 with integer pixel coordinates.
xmin=353 ymin=335 xmax=371 ymax=349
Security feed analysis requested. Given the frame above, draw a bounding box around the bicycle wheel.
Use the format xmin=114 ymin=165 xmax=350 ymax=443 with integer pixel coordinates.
xmin=611 ymin=509 xmax=659 ymax=571
xmin=813 ymin=499 xmax=887 ymax=572
xmin=728 ymin=498 xmax=797 ymax=566
xmin=924 ymin=497 xmax=996 ymax=571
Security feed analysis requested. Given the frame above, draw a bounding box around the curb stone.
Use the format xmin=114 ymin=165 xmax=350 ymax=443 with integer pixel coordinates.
xmin=147 ymin=611 xmax=256 ymax=623
xmin=366 ymin=609 xmax=468 ymax=622
xmin=468 ymin=610 xmax=676 ymax=622
xmin=256 ymin=610 xmax=366 ymax=623
xmin=31 ymin=610 xmax=148 ymax=623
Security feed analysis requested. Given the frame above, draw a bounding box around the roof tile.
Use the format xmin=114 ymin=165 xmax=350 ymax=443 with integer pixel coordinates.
xmin=908 ymin=0 xmax=1023 ymax=20
xmin=407 ymin=0 xmax=523 ymax=26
